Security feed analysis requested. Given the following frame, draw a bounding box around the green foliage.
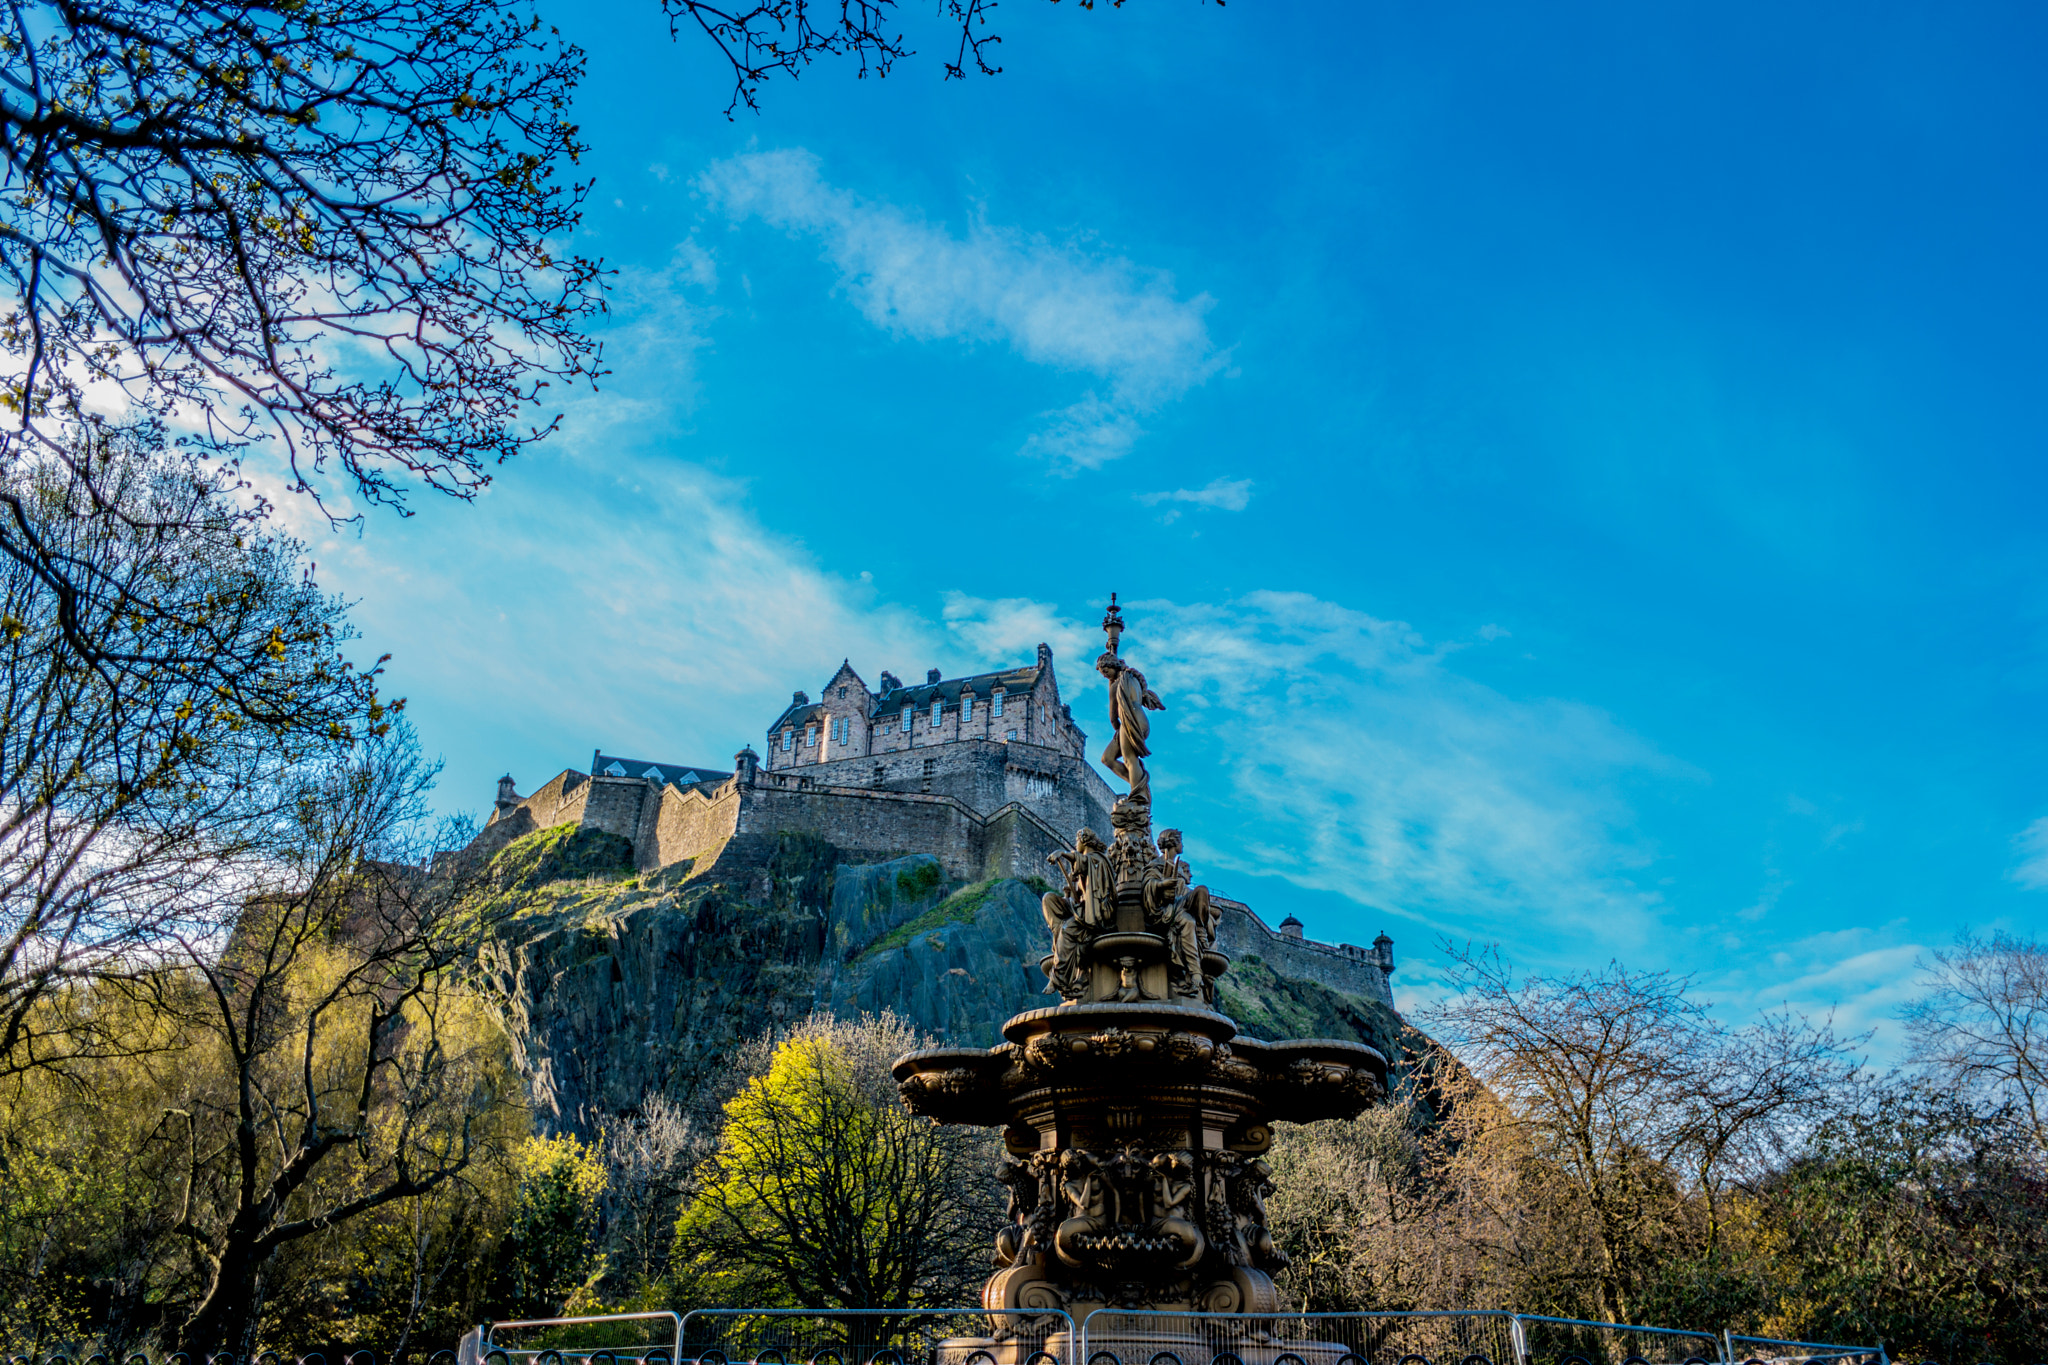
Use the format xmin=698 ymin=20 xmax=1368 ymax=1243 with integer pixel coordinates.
xmin=893 ymin=860 xmax=943 ymax=900
xmin=494 ymin=1134 xmax=610 ymax=1318
xmin=0 ymin=1120 xmax=145 ymax=1348
xmin=488 ymin=825 xmax=637 ymax=893
xmin=864 ymin=878 xmax=1002 ymax=955
xmin=1755 ymin=1083 xmax=2048 ymax=1361
xmin=670 ymin=1014 xmax=995 ymax=1312
xmin=1218 ymin=954 xmax=1404 ymax=1058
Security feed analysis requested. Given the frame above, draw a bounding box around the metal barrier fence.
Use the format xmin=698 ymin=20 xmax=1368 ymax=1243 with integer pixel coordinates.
xmin=0 ymin=1354 xmax=448 ymax=1365
xmin=1511 ymin=1316 xmax=1720 ymax=1365
xmin=1722 ymin=1337 xmax=1886 ymax=1365
xmin=675 ymin=1308 xmax=1079 ymax=1365
xmin=1076 ymin=1310 xmax=1522 ymax=1365
xmin=0 ymin=1310 xmax=1902 ymax=1365
xmin=485 ymin=1313 xmax=687 ymax=1365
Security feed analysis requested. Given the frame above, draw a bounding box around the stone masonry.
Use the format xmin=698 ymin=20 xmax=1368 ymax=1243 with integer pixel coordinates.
xmin=464 ymin=645 xmax=1397 ymax=1008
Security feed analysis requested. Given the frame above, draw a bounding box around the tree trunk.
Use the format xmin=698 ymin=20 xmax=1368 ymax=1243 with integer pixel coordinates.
xmin=179 ymin=1239 xmax=262 ymax=1355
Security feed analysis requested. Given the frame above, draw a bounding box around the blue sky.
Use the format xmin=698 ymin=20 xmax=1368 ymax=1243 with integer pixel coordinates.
xmin=308 ymin=0 xmax=2048 ymax=1051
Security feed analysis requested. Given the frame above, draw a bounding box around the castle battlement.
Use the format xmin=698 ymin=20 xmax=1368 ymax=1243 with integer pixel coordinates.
xmin=469 ymin=643 xmax=1394 ymax=1009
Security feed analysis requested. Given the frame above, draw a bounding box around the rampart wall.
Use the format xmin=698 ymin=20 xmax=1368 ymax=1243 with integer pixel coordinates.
xmin=1211 ymin=898 xmax=1397 ymax=1008
xmin=472 ymin=754 xmax=1397 ymax=1008
xmin=796 ymin=740 xmax=1114 ymax=847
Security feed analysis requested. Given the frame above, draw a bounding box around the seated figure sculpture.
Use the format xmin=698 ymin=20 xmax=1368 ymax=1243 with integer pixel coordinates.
xmin=1041 ymin=827 xmax=1113 ymax=1000
xmin=1148 ymin=828 xmax=1219 ymax=1003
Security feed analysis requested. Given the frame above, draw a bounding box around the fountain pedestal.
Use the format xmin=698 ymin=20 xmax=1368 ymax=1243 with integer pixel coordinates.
xmin=893 ymin=599 xmax=1388 ymax=1352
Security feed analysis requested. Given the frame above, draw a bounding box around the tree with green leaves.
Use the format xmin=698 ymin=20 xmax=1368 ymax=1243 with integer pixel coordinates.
xmin=1758 ymin=1079 xmax=2048 ymax=1361
xmin=493 ymin=1132 xmax=610 ymax=1318
xmin=670 ymin=1013 xmax=996 ymax=1315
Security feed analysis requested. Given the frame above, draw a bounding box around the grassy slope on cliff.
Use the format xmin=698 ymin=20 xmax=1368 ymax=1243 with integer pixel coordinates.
xmin=1216 ymin=953 xmax=1404 ymax=1059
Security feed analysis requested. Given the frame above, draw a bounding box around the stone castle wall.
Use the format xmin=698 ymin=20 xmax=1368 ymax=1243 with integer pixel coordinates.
xmin=1211 ymin=898 xmax=1397 ymax=1008
xmin=476 ymin=740 xmax=1106 ymax=886
xmin=794 ymin=739 xmax=1114 ymax=846
xmin=737 ymin=780 xmax=1071 ymax=882
xmin=472 ymin=760 xmax=1399 ymax=1008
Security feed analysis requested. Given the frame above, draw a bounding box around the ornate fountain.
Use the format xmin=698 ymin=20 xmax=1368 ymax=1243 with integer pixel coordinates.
xmin=892 ymin=597 xmax=1388 ymax=1342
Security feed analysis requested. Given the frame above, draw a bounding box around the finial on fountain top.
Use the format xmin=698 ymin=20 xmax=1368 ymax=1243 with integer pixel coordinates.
xmin=1094 ymin=593 xmax=1165 ymax=813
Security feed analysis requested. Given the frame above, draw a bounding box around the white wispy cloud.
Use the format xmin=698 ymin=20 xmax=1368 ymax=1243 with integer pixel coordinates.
xmin=1137 ymin=477 xmax=1254 ymax=512
xmin=697 ymin=148 xmax=1221 ymax=469
xmin=941 ymin=592 xmax=1097 ymax=673
xmin=1712 ymin=924 xmax=1929 ymax=1063
xmin=2012 ymin=816 xmax=2048 ymax=889
xmin=941 ymin=590 xmax=1682 ymax=953
xmin=1155 ymin=594 xmax=1675 ymax=946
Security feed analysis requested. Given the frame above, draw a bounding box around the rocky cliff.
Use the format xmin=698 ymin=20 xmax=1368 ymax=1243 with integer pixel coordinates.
xmin=471 ymin=825 xmax=1406 ymax=1134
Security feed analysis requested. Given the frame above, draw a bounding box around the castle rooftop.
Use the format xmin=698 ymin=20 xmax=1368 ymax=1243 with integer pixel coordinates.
xmin=589 ymin=751 xmax=729 ymax=787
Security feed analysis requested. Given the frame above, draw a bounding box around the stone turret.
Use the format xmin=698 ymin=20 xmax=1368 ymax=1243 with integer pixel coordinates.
xmin=495 ymin=774 xmax=519 ymax=815
xmin=734 ymin=745 xmax=759 ymax=787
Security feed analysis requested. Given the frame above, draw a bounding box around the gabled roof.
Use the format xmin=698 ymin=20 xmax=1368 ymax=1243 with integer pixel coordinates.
xmin=867 ymin=661 xmax=1042 ymax=717
xmin=591 ymin=752 xmax=730 ymax=787
xmin=765 ymin=648 xmax=1060 ymax=735
xmin=765 ymin=700 xmax=826 ymax=733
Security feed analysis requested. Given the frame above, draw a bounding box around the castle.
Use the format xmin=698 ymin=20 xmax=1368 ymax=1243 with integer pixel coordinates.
xmin=471 ymin=645 xmax=1398 ymax=1008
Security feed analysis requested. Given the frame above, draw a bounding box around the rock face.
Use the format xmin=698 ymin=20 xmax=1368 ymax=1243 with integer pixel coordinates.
xmin=472 ymin=826 xmax=1405 ymax=1134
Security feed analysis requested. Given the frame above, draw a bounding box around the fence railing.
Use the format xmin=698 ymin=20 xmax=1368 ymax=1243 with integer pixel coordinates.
xmin=1076 ymin=1309 xmax=1522 ymax=1365
xmin=675 ymin=1308 xmax=1079 ymax=1365
xmin=1722 ymin=1336 xmax=1887 ymax=1365
xmin=1509 ymin=1313 xmax=1721 ymax=1365
xmin=484 ymin=1313 xmax=687 ymax=1365
xmin=0 ymin=1308 xmax=1904 ymax=1365
xmin=0 ymin=1354 xmax=450 ymax=1365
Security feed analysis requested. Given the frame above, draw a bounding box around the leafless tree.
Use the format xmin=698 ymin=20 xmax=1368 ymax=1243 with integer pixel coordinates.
xmin=0 ymin=0 xmax=603 ymax=690
xmin=600 ymin=1091 xmax=707 ymax=1294
xmin=1426 ymin=942 xmax=1857 ymax=1323
xmin=0 ymin=435 xmax=382 ymax=1080
xmin=1904 ymin=931 xmax=2048 ymax=1152
xmin=1426 ymin=944 xmax=1708 ymax=1322
xmin=664 ymin=0 xmax=1228 ymax=119
xmin=1670 ymin=1007 xmax=1861 ymax=1255
xmin=667 ymin=0 xmax=997 ymax=118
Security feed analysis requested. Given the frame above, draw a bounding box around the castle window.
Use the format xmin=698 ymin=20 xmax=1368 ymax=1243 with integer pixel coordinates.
xmin=963 ymin=696 xmax=974 ymax=724
xmin=931 ymin=700 xmax=943 ymax=728
xmin=604 ymin=760 xmax=627 ymax=776
xmin=1005 ymin=729 xmax=1017 ymax=742
xmin=992 ymin=690 xmax=1004 ymax=718
xmin=782 ymin=729 xmax=793 ymax=752
xmin=838 ymin=686 xmax=847 ymax=698
xmin=805 ymin=723 xmax=816 ymax=747
xmin=901 ymin=706 xmax=912 ymax=733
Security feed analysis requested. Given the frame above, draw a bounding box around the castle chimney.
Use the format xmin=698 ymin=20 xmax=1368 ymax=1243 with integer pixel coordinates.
xmin=792 ymin=690 xmax=809 ymax=706
xmin=880 ymin=670 xmax=902 ymax=693
xmin=927 ymin=667 xmax=942 ymax=684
